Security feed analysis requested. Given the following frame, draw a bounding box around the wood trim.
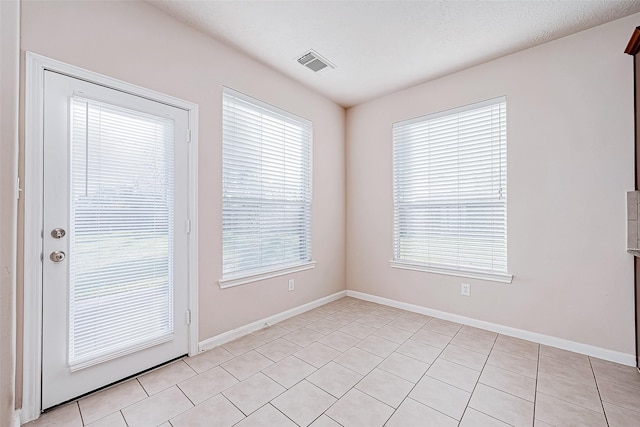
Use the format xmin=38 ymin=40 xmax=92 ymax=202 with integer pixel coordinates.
xmin=626 ymin=26 xmax=640 ymax=55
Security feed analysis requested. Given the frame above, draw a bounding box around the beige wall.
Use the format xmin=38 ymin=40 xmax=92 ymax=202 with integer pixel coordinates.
xmin=18 ymin=0 xmax=346 ymax=397
xmin=1 ymin=1 xmax=20 ymax=424
xmin=346 ymin=13 xmax=637 ymax=355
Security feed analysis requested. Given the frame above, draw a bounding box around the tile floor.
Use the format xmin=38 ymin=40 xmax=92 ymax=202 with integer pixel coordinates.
xmin=26 ymin=297 xmax=640 ymax=427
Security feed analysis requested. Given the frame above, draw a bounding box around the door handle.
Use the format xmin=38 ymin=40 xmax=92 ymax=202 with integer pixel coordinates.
xmin=50 ymin=251 xmax=66 ymax=263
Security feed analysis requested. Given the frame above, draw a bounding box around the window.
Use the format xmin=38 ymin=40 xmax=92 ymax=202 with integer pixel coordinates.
xmin=391 ymin=97 xmax=511 ymax=283
xmin=221 ymin=88 xmax=313 ymax=287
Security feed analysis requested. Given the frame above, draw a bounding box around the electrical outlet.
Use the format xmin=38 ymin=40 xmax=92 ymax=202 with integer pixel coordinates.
xmin=461 ymin=283 xmax=471 ymax=296
xmin=288 ymin=279 xmax=295 ymax=291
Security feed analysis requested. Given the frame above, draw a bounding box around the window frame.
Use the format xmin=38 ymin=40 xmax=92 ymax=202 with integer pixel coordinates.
xmin=219 ymin=87 xmax=314 ymax=288
xmin=390 ymin=97 xmax=512 ymax=283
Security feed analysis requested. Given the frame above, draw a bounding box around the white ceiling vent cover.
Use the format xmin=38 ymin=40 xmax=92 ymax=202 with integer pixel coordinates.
xmin=296 ymin=50 xmax=336 ymax=73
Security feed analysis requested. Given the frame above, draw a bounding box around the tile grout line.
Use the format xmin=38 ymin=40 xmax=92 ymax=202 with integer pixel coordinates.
xmin=457 ymin=330 xmax=499 ymax=425
xmin=532 ymin=343 xmax=540 ymax=425
xmin=589 ymin=356 xmax=609 ymax=426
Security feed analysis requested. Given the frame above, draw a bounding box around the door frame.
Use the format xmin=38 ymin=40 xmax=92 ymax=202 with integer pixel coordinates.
xmin=22 ymin=52 xmax=199 ymax=423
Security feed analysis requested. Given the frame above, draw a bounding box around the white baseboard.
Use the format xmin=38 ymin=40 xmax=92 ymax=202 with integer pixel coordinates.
xmin=199 ymin=291 xmax=347 ymax=352
xmin=12 ymin=409 xmax=21 ymax=427
xmin=347 ymin=290 xmax=636 ymax=366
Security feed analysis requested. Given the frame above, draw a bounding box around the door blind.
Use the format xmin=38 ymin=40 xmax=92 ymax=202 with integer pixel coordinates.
xmin=222 ymin=88 xmax=312 ymax=280
xmin=393 ymin=97 xmax=507 ymax=276
xmin=68 ymin=97 xmax=175 ymax=370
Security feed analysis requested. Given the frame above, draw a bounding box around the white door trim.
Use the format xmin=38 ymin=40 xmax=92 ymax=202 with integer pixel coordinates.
xmin=22 ymin=51 xmax=199 ymax=424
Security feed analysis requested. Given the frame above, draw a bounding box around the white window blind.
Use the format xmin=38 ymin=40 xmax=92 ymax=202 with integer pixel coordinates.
xmin=392 ymin=97 xmax=509 ymax=281
xmin=222 ymin=88 xmax=312 ymax=282
xmin=69 ymin=97 xmax=175 ymax=370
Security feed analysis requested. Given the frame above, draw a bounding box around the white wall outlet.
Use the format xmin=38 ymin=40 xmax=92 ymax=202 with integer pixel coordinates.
xmin=461 ymin=283 xmax=471 ymax=296
xmin=288 ymin=279 xmax=295 ymax=291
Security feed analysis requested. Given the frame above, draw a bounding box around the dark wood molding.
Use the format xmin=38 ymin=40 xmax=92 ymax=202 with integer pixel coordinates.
xmin=626 ymin=26 xmax=640 ymax=55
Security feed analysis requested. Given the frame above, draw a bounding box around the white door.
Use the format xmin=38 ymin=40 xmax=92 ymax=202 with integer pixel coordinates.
xmin=41 ymin=71 xmax=190 ymax=409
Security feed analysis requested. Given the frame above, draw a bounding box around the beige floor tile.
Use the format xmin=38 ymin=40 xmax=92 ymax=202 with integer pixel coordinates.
xmin=493 ymin=336 xmax=538 ymax=361
xmin=469 ymin=384 xmax=533 ymax=427
xmin=378 ymin=352 xmax=429 ymax=383
xmin=334 ymin=346 xmax=383 ymax=375
xmin=538 ymin=354 xmax=596 ymax=387
xmin=603 ymin=401 xmax=640 ymax=427
xmin=427 ymin=358 xmax=480 ymax=392
xmin=424 ymin=319 xmax=462 ymax=337
xmin=251 ymin=325 xmax=289 ymax=343
xmin=234 ymin=404 xmax=297 ymax=427
xmin=598 ymin=379 xmax=640 ymax=413
xmin=537 ymin=371 xmax=601 ymax=412
xmin=261 ymin=355 xmax=316 ymax=388
xmin=222 ymin=373 xmax=285 ymax=415
xmin=319 ymin=330 xmax=361 ymax=351
xmin=534 ymin=420 xmax=554 ymax=427
xmin=221 ymin=350 xmax=273 ymax=381
xmin=326 ymin=388 xmax=394 ymax=427
xmin=282 ymin=327 xmax=325 ymax=347
xmin=355 ymin=368 xmax=414 ymax=408
xmin=299 ymin=309 xmax=331 ymax=322
xmin=411 ymin=329 xmax=452 ymax=349
xmin=183 ymin=346 xmax=235 ymax=373
xmin=277 ymin=316 xmax=312 ymax=331
xmin=459 ymin=408 xmax=510 ymax=426
xmin=450 ymin=333 xmax=495 ymax=355
xmin=399 ymin=311 xmax=433 ymax=323
xmin=355 ymin=314 xmax=390 ymax=328
xmin=539 ymin=345 xmax=590 ymax=367
xmin=255 ymin=338 xmax=302 ymax=362
xmin=387 ymin=317 xmax=425 ymax=333
xmin=487 ymin=349 xmax=538 ymax=379
xmin=373 ymin=325 xmax=414 ymax=344
xmin=535 ymin=392 xmax=607 ymax=427
xmin=338 ymin=321 xmax=379 ymax=339
xmin=271 ymin=380 xmax=336 ymax=426
xmin=307 ymin=361 xmax=363 ymax=398
xmin=309 ymin=414 xmax=342 ymax=426
xmin=307 ymin=318 xmax=343 ymax=335
xmin=223 ymin=335 xmax=267 ymax=357
xmin=409 ymin=376 xmax=471 ymax=420
xmin=480 ymin=364 xmax=536 ymax=402
xmin=372 ymin=307 xmax=405 ymax=320
xmin=26 ymin=402 xmax=83 ymax=427
xmin=440 ymin=344 xmax=488 ymax=371
xmin=275 ymin=316 xmax=312 ymax=331
xmin=386 ymin=398 xmax=458 ymax=427
xmin=591 ymin=357 xmax=640 ymax=390
xmin=294 ymin=342 xmax=341 ymax=368
xmin=355 ymin=335 xmax=399 ymax=358
xmin=458 ymin=325 xmax=498 ymax=342
xmin=85 ymin=411 xmax=127 ymax=427
xmin=326 ymin=311 xmax=362 ymax=326
xmin=177 ymin=366 xmax=238 ymax=405
xmin=396 ymin=339 xmax=442 ymax=364
xmin=78 ymin=379 xmax=148 ymax=424
xmin=122 ymin=386 xmax=193 ymax=427
xmin=138 ymin=360 xmax=196 ymax=395
xmin=170 ymin=394 xmax=244 ymax=427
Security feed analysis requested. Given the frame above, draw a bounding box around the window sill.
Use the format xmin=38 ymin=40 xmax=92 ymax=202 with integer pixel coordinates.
xmin=219 ymin=261 xmax=317 ymax=289
xmin=389 ymin=260 xmax=513 ymax=284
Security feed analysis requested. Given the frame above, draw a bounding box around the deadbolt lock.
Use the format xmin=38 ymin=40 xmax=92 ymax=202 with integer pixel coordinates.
xmin=51 ymin=228 xmax=66 ymax=239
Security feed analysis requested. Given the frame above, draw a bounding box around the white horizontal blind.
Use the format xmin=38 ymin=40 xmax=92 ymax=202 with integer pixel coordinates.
xmin=393 ymin=97 xmax=507 ymax=275
xmin=222 ymin=89 xmax=312 ymax=279
xmin=69 ymin=97 xmax=175 ymax=370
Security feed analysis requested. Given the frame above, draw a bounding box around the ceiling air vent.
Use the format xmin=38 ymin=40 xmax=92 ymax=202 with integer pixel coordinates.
xmin=296 ymin=50 xmax=335 ymax=73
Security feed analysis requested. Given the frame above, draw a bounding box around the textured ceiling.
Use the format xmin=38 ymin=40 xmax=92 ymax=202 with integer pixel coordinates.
xmin=151 ymin=0 xmax=640 ymax=107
